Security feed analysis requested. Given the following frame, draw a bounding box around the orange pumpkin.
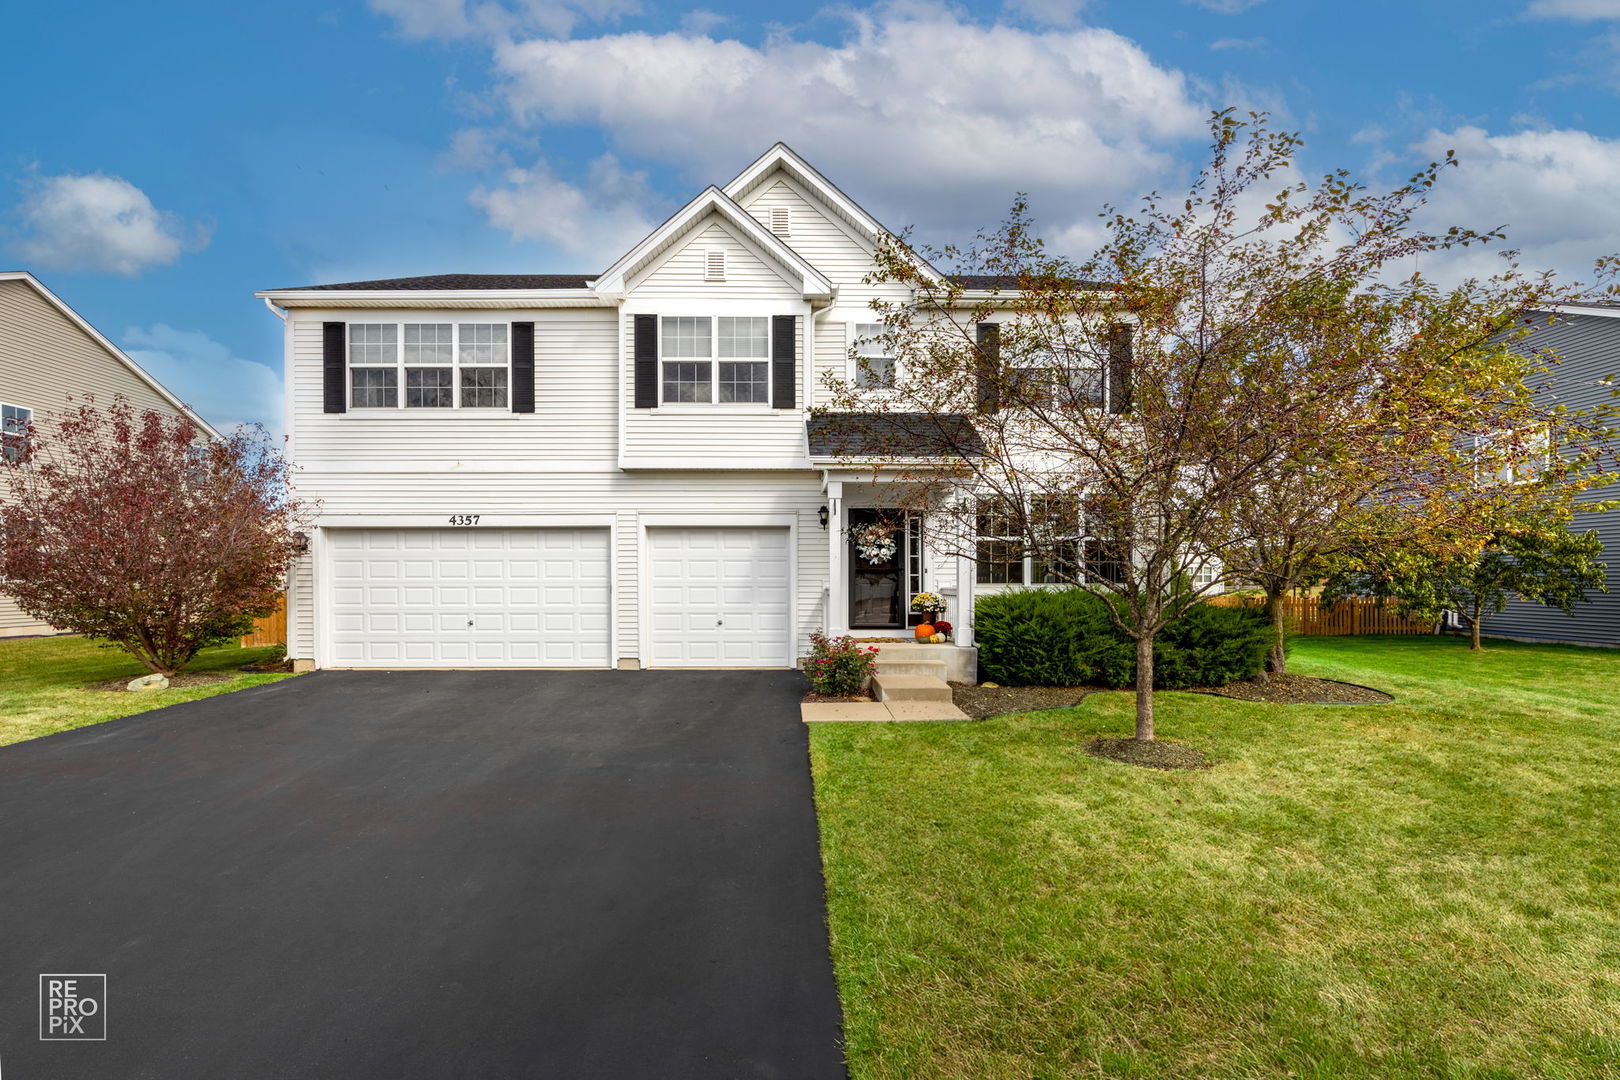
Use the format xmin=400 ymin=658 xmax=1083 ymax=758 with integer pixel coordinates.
xmin=914 ymin=622 xmax=935 ymax=641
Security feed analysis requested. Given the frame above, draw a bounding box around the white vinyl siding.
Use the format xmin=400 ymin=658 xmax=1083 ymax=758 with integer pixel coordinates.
xmin=629 ymin=219 xmax=804 ymax=300
xmin=291 ymin=308 xmax=616 ymax=466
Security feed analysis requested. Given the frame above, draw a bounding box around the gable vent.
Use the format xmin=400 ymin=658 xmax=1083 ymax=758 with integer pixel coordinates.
xmin=769 ymin=206 xmax=791 ymax=237
xmin=704 ymin=248 xmax=726 ymax=281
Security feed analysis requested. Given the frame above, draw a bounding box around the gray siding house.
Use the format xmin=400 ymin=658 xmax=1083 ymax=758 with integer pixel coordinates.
xmin=0 ymin=271 xmax=215 ymax=636
xmin=1482 ymin=305 xmax=1620 ymax=647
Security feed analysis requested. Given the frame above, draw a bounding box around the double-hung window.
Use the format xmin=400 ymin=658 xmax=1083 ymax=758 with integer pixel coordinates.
xmin=977 ymin=493 xmax=1118 ymax=585
xmin=1011 ymin=346 xmax=1105 ymax=409
xmin=975 ymin=501 xmax=1024 ymax=584
xmin=348 ymin=323 xmax=510 ymax=409
xmin=852 ymin=323 xmax=897 ymax=389
xmin=661 ymin=316 xmax=770 ymax=404
xmin=1 ymin=402 xmax=31 ymax=463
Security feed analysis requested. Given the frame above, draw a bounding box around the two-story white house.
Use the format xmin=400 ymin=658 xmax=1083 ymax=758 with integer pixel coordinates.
xmin=258 ymin=144 xmax=1044 ymax=673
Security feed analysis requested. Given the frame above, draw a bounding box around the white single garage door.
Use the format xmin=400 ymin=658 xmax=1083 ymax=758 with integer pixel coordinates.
xmin=647 ymin=527 xmax=792 ymax=668
xmin=328 ymin=528 xmax=610 ymax=667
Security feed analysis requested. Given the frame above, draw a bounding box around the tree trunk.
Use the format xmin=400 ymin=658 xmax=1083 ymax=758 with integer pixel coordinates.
xmin=1469 ymin=607 xmax=1484 ymax=651
xmin=1264 ymin=587 xmax=1287 ymax=676
xmin=1134 ymin=634 xmax=1155 ymax=742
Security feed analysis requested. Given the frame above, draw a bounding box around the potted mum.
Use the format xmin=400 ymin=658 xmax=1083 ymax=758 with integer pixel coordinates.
xmin=910 ymin=592 xmax=947 ymax=640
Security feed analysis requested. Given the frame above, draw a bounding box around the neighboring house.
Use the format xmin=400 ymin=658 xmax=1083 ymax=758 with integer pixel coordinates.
xmin=1480 ymin=304 xmax=1620 ymax=647
xmin=0 ymin=271 xmax=218 ymax=637
xmin=259 ymin=143 xmax=1094 ymax=672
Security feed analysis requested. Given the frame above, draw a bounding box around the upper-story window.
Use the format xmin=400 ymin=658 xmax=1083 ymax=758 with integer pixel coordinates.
xmin=661 ymin=316 xmax=769 ymax=404
xmin=1010 ymin=344 xmax=1106 ymax=409
xmin=348 ymin=323 xmax=509 ymax=409
xmin=852 ymin=323 xmax=897 ymax=389
xmin=1 ymin=402 xmax=31 ymax=463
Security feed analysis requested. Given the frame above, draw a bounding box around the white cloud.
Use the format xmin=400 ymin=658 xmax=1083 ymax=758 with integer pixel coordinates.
xmin=486 ymin=3 xmax=1206 ymax=247
xmin=1526 ymin=0 xmax=1620 ymax=18
xmin=9 ymin=172 xmax=208 ymax=277
xmin=1002 ymin=0 xmax=1089 ymax=26
xmin=1185 ymin=0 xmax=1267 ymax=12
xmin=470 ymin=154 xmax=658 ymax=262
xmin=677 ymin=8 xmax=728 ymax=34
xmin=1408 ymin=126 xmax=1620 ymax=285
xmin=1210 ymin=36 xmax=1265 ymax=50
xmin=370 ymin=0 xmax=640 ymax=39
xmin=123 ymin=325 xmax=285 ymax=438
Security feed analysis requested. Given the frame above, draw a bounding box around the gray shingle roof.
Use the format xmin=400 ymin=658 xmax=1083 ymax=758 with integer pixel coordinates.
xmin=276 ymin=273 xmax=595 ymax=292
xmin=807 ymin=412 xmax=984 ymax=458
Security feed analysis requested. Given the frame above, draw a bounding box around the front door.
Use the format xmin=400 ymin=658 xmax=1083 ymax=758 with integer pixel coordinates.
xmin=848 ymin=508 xmax=903 ymax=629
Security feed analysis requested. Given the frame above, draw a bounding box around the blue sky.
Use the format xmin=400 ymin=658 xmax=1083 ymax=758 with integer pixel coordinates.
xmin=6 ymin=0 xmax=1620 ymax=433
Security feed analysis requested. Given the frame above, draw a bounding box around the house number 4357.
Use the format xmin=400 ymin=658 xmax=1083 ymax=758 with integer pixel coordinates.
xmin=448 ymin=514 xmax=481 ymax=526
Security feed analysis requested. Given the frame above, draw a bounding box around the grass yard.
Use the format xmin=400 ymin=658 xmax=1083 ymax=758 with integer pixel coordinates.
xmin=809 ymin=636 xmax=1620 ymax=1079
xmin=0 ymin=634 xmax=296 ymax=748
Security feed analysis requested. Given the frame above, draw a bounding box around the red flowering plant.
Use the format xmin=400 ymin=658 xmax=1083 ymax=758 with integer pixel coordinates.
xmin=805 ymin=631 xmax=879 ymax=697
xmin=932 ymin=621 xmax=953 ymax=638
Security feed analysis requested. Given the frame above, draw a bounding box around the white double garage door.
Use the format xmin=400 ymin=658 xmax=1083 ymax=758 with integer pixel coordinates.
xmin=328 ymin=526 xmax=791 ymax=668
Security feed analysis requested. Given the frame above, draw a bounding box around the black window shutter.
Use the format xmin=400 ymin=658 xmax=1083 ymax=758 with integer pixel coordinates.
xmin=772 ymin=315 xmax=796 ymax=409
xmin=1107 ymin=323 xmax=1133 ymax=415
xmin=322 ymin=322 xmax=346 ymax=414
xmin=511 ymin=322 xmax=536 ymax=413
xmin=633 ymin=314 xmax=657 ymax=408
xmin=975 ymin=322 xmax=1001 ymax=413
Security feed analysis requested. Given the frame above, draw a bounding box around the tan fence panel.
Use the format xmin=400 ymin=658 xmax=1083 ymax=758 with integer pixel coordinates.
xmin=1207 ymin=594 xmax=1431 ymax=636
xmin=241 ymin=594 xmax=287 ymax=647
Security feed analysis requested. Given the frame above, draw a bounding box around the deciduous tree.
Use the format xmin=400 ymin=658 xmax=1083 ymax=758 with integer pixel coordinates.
xmin=0 ymin=398 xmax=308 ymax=676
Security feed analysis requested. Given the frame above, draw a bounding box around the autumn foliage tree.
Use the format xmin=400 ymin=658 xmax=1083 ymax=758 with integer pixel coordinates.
xmin=0 ymin=398 xmax=307 ymax=676
xmin=822 ymin=111 xmax=1617 ymax=742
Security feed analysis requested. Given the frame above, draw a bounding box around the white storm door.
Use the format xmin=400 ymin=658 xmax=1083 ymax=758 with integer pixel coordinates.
xmin=328 ymin=528 xmax=610 ymax=667
xmin=647 ymin=527 xmax=792 ymax=667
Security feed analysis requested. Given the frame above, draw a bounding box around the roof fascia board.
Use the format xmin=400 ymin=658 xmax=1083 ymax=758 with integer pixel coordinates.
xmin=0 ymin=271 xmax=222 ymax=439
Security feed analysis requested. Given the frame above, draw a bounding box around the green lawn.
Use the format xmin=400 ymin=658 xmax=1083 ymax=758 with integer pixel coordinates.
xmin=809 ymin=636 xmax=1620 ymax=1079
xmin=0 ymin=634 xmax=297 ymax=748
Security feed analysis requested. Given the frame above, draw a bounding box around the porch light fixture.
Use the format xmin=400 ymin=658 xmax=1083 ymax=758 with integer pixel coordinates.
xmin=818 ymin=505 xmax=830 ymax=529
xmin=292 ymin=532 xmax=310 ymax=555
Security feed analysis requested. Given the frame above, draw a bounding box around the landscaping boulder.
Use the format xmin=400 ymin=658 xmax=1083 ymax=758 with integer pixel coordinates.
xmin=127 ymin=674 xmax=169 ymax=692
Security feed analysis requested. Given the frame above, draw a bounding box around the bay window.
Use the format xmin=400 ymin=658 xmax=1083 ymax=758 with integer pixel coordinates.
xmin=347 ymin=322 xmax=510 ymax=409
xmin=661 ymin=315 xmax=770 ymax=404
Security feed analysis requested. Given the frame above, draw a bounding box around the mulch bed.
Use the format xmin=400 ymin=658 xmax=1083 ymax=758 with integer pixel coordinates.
xmin=240 ymin=660 xmax=295 ymax=673
xmin=1189 ymin=673 xmax=1393 ymax=705
xmin=950 ymin=683 xmax=1095 ymax=720
xmin=1085 ymin=735 xmax=1212 ymax=771
xmin=84 ymin=673 xmax=233 ymax=693
xmin=803 ymin=691 xmax=875 ymax=704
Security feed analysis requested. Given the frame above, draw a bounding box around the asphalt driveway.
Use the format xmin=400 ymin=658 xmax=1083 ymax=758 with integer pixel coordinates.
xmin=0 ymin=670 xmax=845 ymax=1079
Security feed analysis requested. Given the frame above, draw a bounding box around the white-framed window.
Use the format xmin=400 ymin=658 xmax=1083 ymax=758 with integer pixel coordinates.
xmin=347 ymin=322 xmax=510 ymax=410
xmin=1 ymin=402 xmax=32 ymax=463
xmin=704 ymin=249 xmax=726 ymax=281
xmin=769 ymin=206 xmax=791 ymax=237
xmin=852 ymin=323 xmax=897 ymax=390
xmin=976 ymin=493 xmax=1121 ymax=586
xmin=661 ymin=315 xmax=771 ymax=404
xmin=1011 ymin=343 xmax=1106 ymax=409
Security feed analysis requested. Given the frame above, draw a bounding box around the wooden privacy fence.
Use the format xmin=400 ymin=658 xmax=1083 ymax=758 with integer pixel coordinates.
xmin=1208 ymin=594 xmax=1433 ymax=636
xmin=241 ymin=594 xmax=287 ymax=647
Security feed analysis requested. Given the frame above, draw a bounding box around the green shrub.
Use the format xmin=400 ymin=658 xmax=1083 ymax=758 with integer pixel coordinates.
xmin=805 ymin=632 xmax=880 ymax=697
xmin=975 ymin=588 xmax=1274 ymax=688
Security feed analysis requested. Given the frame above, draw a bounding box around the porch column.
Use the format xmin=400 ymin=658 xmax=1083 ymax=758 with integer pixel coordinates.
xmin=826 ymin=480 xmax=845 ymax=634
xmin=955 ymin=491 xmax=976 ymax=647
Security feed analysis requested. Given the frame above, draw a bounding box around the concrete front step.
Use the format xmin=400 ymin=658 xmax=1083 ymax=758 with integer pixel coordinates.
xmin=882 ymin=700 xmax=972 ymax=722
xmin=874 ymin=659 xmax=948 ymax=678
xmin=872 ymin=673 xmax=953 ymax=703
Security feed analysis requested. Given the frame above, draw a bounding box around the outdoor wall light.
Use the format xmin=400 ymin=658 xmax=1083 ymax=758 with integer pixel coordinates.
xmin=818 ymin=505 xmax=830 ymax=529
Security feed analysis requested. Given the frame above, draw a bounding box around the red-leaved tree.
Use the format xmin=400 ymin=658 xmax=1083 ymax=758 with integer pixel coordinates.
xmin=0 ymin=398 xmax=308 ymax=676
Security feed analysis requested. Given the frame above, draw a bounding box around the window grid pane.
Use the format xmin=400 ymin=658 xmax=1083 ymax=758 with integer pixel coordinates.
xmin=718 ymin=317 xmax=768 ymax=358
xmin=661 ymin=317 xmax=711 ymax=358
xmin=458 ymin=323 xmax=508 ymax=364
xmin=718 ymin=361 xmax=769 ymax=403
xmin=348 ymin=323 xmax=397 ymax=366
xmin=662 ymin=361 xmax=711 ymax=403
xmin=853 ymin=323 xmax=896 ymax=388
xmin=403 ymin=323 xmax=453 ymax=366
xmin=405 ymin=366 xmax=453 ymax=408
xmin=460 ymin=367 xmax=508 ymax=408
xmin=350 ymin=368 xmax=397 ymax=408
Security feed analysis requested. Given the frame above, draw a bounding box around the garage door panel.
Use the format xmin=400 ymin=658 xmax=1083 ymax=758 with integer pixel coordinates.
xmin=329 ymin=528 xmax=610 ymax=668
xmin=647 ymin=527 xmax=791 ymax=668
